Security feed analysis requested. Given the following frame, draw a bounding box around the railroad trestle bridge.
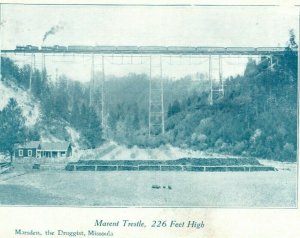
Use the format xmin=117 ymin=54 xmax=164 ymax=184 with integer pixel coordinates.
xmin=0 ymin=46 xmax=290 ymax=136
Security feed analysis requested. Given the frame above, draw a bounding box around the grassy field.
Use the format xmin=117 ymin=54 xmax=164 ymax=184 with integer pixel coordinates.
xmin=0 ymin=167 xmax=297 ymax=207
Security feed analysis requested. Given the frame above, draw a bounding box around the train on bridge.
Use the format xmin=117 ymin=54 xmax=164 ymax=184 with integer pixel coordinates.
xmin=12 ymin=45 xmax=290 ymax=54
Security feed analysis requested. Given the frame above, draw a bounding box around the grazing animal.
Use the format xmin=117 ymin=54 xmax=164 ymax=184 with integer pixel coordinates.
xmin=152 ymin=185 xmax=161 ymax=189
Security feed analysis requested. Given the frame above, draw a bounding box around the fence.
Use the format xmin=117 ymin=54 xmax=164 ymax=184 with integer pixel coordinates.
xmin=66 ymin=164 xmax=277 ymax=172
xmin=13 ymin=157 xmax=72 ymax=164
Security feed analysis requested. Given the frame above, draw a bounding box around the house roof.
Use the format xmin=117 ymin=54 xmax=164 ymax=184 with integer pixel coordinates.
xmin=15 ymin=141 xmax=40 ymax=149
xmin=40 ymin=142 xmax=71 ymax=151
xmin=16 ymin=141 xmax=71 ymax=151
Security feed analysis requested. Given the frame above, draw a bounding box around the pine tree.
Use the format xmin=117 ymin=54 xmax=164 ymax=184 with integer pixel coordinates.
xmin=54 ymin=77 xmax=69 ymax=119
xmin=0 ymin=98 xmax=26 ymax=161
xmin=82 ymin=107 xmax=103 ymax=148
xmin=167 ymin=100 xmax=181 ymax=117
xmin=70 ymin=100 xmax=80 ymax=128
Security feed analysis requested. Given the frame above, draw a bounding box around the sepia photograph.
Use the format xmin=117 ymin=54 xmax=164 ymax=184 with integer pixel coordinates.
xmin=0 ymin=3 xmax=298 ymax=209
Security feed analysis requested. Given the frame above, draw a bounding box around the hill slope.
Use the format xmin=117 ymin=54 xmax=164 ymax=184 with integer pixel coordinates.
xmin=0 ymin=80 xmax=40 ymax=127
xmin=0 ymin=79 xmax=82 ymax=148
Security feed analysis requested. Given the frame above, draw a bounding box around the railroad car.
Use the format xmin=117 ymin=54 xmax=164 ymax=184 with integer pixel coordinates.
xmin=15 ymin=45 xmax=27 ymax=51
xmin=93 ymin=46 xmax=117 ymax=52
xmin=167 ymin=46 xmax=196 ymax=52
xmin=16 ymin=45 xmax=39 ymax=51
xmin=41 ymin=46 xmax=54 ymax=51
xmin=53 ymin=45 xmax=68 ymax=51
xmin=138 ymin=46 xmax=168 ymax=53
xmin=256 ymin=47 xmax=285 ymax=52
xmin=226 ymin=47 xmax=256 ymax=52
xmin=196 ymin=47 xmax=226 ymax=53
xmin=68 ymin=45 xmax=94 ymax=52
xmin=116 ymin=46 xmax=139 ymax=52
xmin=27 ymin=45 xmax=39 ymax=51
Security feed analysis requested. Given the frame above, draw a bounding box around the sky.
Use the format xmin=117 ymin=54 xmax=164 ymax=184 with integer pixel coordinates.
xmin=0 ymin=4 xmax=298 ymax=81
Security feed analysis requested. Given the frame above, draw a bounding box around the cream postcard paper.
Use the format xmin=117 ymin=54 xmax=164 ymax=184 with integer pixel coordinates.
xmin=0 ymin=1 xmax=299 ymax=237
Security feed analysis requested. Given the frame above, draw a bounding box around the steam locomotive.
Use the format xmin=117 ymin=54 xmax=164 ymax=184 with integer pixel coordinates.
xmin=41 ymin=45 xmax=67 ymax=51
xmin=16 ymin=45 xmax=39 ymax=51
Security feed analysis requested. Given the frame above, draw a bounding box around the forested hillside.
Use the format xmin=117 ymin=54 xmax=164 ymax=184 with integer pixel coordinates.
xmin=0 ymin=56 xmax=205 ymax=154
xmin=103 ymin=38 xmax=297 ymax=162
xmin=0 ymin=33 xmax=297 ymax=161
xmin=0 ymin=57 xmax=103 ymax=150
xmin=159 ymin=35 xmax=297 ymax=162
xmin=164 ymin=50 xmax=297 ymax=161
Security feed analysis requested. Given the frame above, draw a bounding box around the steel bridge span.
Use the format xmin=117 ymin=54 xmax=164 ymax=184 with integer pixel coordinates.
xmin=1 ymin=46 xmax=290 ymax=55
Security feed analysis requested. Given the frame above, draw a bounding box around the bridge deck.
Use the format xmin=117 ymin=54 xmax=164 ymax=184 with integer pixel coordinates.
xmin=1 ymin=46 xmax=295 ymax=55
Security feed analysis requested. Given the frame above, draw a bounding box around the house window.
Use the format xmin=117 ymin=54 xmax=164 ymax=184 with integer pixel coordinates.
xmin=61 ymin=152 xmax=66 ymax=157
xmin=19 ymin=149 xmax=23 ymax=156
xmin=28 ymin=150 xmax=32 ymax=157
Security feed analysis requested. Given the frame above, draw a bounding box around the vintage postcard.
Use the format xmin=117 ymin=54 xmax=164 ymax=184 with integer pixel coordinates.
xmin=0 ymin=0 xmax=299 ymax=237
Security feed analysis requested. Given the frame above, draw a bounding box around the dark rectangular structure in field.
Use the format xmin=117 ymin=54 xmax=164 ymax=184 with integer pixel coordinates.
xmin=65 ymin=158 xmax=277 ymax=172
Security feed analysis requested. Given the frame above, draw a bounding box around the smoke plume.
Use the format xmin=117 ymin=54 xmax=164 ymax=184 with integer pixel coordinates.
xmin=43 ymin=24 xmax=64 ymax=42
